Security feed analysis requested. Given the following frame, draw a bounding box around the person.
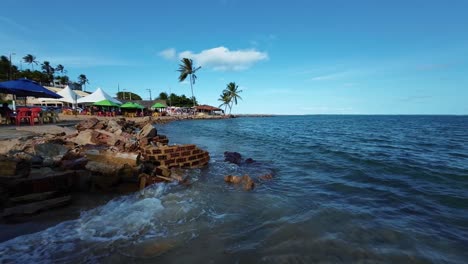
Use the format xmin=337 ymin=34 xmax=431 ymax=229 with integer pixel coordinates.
xmin=0 ymin=103 xmax=14 ymax=124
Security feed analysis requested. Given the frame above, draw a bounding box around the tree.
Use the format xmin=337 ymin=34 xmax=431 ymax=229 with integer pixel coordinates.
xmin=41 ymin=61 xmax=55 ymax=84
xmin=55 ymin=64 xmax=66 ymax=74
xmin=177 ymin=58 xmax=201 ymax=107
xmin=158 ymin=92 xmax=168 ymax=100
xmin=0 ymin=56 xmax=10 ymax=81
xmin=218 ymin=91 xmax=231 ymax=114
xmin=223 ymin=82 xmax=242 ymax=114
xmin=56 ymin=75 xmax=69 ymax=85
xmin=23 ymin=54 xmax=38 ymax=70
xmin=116 ymin=91 xmax=142 ymax=100
xmin=78 ymin=74 xmax=89 ymax=91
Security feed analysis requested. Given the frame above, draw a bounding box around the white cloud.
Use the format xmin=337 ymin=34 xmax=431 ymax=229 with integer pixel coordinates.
xmin=158 ymin=48 xmax=176 ymax=60
xmin=178 ymin=46 xmax=268 ymax=71
xmin=310 ymin=72 xmax=347 ymax=81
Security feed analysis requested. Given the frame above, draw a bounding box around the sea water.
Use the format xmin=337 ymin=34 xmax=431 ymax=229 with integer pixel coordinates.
xmin=1 ymin=115 xmax=467 ymax=263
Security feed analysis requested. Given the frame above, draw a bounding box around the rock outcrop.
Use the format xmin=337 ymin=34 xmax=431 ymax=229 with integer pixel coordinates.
xmin=0 ymin=118 xmax=211 ymax=217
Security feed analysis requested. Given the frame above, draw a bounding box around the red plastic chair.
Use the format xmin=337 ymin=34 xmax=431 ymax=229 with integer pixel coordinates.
xmin=16 ymin=108 xmax=32 ymax=126
xmin=30 ymin=108 xmax=43 ymax=125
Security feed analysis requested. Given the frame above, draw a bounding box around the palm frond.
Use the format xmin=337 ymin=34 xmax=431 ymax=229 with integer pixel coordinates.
xmin=178 ymin=72 xmax=188 ymax=82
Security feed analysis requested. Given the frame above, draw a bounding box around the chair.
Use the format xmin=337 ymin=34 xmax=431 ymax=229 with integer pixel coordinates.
xmin=30 ymin=108 xmax=43 ymax=125
xmin=16 ymin=108 xmax=32 ymax=126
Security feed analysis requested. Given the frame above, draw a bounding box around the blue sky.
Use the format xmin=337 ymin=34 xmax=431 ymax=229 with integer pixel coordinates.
xmin=1 ymin=0 xmax=467 ymax=114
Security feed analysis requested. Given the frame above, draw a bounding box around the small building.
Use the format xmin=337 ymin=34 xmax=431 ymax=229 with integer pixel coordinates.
xmin=194 ymin=105 xmax=223 ymax=115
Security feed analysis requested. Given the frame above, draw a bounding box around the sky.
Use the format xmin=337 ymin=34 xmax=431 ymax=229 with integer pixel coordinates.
xmin=1 ymin=0 xmax=467 ymax=115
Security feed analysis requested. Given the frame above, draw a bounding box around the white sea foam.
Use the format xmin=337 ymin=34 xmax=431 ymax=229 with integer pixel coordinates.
xmin=0 ymin=183 xmax=216 ymax=263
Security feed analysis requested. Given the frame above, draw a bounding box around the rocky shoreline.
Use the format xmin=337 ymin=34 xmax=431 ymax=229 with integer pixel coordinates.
xmin=0 ymin=113 xmax=275 ymax=245
xmin=0 ymin=116 xmax=213 ymax=219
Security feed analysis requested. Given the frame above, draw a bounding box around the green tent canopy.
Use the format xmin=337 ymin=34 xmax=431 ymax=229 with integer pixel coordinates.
xmin=120 ymin=102 xmax=145 ymax=109
xmin=93 ymin=99 xmax=121 ymax=107
xmin=152 ymin=102 xmax=166 ymax=108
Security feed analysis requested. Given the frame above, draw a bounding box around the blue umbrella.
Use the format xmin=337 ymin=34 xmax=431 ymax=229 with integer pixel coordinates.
xmin=0 ymin=79 xmax=62 ymax=99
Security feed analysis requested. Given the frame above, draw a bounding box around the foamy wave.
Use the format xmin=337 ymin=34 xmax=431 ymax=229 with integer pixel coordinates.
xmin=0 ymin=183 xmax=216 ymax=263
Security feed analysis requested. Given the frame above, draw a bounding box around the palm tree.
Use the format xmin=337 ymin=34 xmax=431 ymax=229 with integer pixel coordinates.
xmin=55 ymin=64 xmax=66 ymax=74
xmin=22 ymin=54 xmax=38 ymax=70
xmin=78 ymin=74 xmax=89 ymax=91
xmin=177 ymin=58 xmax=201 ymax=107
xmin=223 ymin=82 xmax=242 ymax=114
xmin=218 ymin=91 xmax=231 ymax=115
xmin=41 ymin=61 xmax=55 ymax=85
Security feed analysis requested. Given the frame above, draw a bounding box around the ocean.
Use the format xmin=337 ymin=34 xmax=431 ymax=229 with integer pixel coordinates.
xmin=1 ymin=115 xmax=467 ymax=263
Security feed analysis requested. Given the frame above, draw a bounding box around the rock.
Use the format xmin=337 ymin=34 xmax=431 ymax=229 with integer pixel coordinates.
xmin=224 ymin=174 xmax=255 ymax=191
xmin=245 ymin=158 xmax=255 ymax=164
xmin=61 ymin=157 xmax=88 ymax=170
xmin=73 ymin=170 xmax=92 ymax=191
xmin=259 ymin=174 xmax=273 ymax=180
xmin=9 ymin=191 xmax=57 ymax=203
xmin=138 ymin=173 xmax=150 ymax=190
xmin=119 ymin=164 xmax=138 ymax=182
xmin=93 ymin=120 xmax=107 ymax=130
xmin=242 ymin=175 xmax=255 ymax=191
xmin=224 ymin=175 xmax=243 ymax=184
xmin=71 ymin=129 xmax=95 ymax=145
xmin=0 ymin=156 xmax=31 ymax=178
xmin=34 ymin=142 xmax=70 ymax=166
xmin=138 ymin=123 xmax=157 ymax=139
xmin=224 ymin=151 xmax=242 ymax=165
xmin=86 ymin=161 xmax=121 ymax=176
xmin=107 ymin=120 xmax=121 ymax=133
xmin=2 ymin=195 xmax=72 ymax=217
xmin=76 ymin=118 xmax=100 ymax=131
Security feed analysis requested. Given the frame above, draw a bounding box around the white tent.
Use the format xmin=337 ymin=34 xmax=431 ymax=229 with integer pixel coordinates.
xmin=39 ymin=85 xmax=82 ymax=104
xmin=77 ymin=87 xmax=121 ymax=104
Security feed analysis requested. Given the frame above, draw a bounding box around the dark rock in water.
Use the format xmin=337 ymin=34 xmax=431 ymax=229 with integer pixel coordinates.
xmin=224 ymin=151 xmax=242 ymax=165
xmin=245 ymin=158 xmax=255 ymax=164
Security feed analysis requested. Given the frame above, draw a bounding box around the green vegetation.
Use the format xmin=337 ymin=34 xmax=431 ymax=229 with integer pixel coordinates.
xmin=177 ymin=58 xmax=201 ymax=107
xmin=156 ymin=92 xmax=197 ymax=107
xmin=116 ymin=91 xmax=142 ymax=100
xmin=219 ymin=82 xmax=242 ymax=114
xmin=0 ymin=53 xmax=89 ymax=90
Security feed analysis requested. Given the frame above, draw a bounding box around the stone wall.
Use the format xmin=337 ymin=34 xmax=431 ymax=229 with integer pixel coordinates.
xmin=142 ymin=144 xmax=210 ymax=168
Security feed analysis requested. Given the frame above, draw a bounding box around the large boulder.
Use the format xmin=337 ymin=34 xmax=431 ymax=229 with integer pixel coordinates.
xmin=34 ymin=142 xmax=70 ymax=166
xmin=138 ymin=123 xmax=157 ymax=139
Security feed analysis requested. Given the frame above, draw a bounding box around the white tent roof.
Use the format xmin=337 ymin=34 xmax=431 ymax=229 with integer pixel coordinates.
xmin=39 ymin=85 xmax=82 ymax=103
xmin=77 ymin=87 xmax=121 ymax=104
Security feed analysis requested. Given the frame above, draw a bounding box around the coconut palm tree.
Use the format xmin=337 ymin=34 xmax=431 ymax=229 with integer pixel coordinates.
xmin=55 ymin=64 xmax=66 ymax=74
xmin=218 ymin=91 xmax=231 ymax=115
xmin=41 ymin=61 xmax=55 ymax=85
xmin=177 ymin=58 xmax=201 ymax=107
xmin=22 ymin=54 xmax=38 ymax=70
xmin=78 ymin=74 xmax=89 ymax=91
xmin=223 ymin=82 xmax=242 ymax=114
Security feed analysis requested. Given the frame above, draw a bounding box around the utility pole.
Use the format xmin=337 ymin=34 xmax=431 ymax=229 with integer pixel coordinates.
xmin=9 ymin=52 xmax=16 ymax=80
xmin=146 ymin=89 xmax=152 ymax=101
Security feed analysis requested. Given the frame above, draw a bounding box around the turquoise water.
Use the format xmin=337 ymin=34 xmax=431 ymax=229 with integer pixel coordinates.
xmin=1 ymin=115 xmax=467 ymax=263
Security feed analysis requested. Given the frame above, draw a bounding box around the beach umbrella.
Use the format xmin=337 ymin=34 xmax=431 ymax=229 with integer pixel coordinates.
xmin=152 ymin=102 xmax=166 ymax=108
xmin=93 ymin=99 xmax=121 ymax=107
xmin=120 ymin=102 xmax=145 ymax=109
xmin=0 ymin=79 xmax=62 ymax=98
